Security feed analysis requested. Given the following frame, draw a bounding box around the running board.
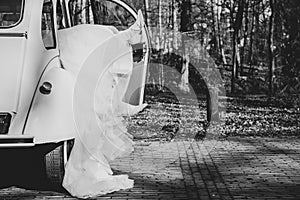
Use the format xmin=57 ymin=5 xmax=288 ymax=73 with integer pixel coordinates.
xmin=0 ymin=135 xmax=34 ymax=148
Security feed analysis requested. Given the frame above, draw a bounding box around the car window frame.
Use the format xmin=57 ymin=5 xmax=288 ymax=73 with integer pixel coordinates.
xmin=41 ymin=0 xmax=57 ymax=50
xmin=67 ymin=0 xmax=136 ymax=29
xmin=0 ymin=0 xmax=25 ymax=29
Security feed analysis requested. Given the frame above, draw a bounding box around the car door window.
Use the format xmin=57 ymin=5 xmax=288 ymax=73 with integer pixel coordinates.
xmin=68 ymin=0 xmax=135 ymax=31
xmin=41 ymin=0 xmax=56 ymax=49
xmin=68 ymin=0 xmax=147 ymax=63
xmin=0 ymin=0 xmax=23 ymax=28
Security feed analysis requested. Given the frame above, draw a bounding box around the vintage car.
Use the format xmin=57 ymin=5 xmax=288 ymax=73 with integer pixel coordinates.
xmin=0 ymin=0 xmax=149 ymax=187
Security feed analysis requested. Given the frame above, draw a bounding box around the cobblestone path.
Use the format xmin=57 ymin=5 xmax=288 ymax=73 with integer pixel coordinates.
xmin=0 ymin=137 xmax=299 ymax=200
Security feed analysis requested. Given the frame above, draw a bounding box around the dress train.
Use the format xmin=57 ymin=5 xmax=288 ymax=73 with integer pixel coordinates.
xmin=59 ymin=10 xmax=147 ymax=198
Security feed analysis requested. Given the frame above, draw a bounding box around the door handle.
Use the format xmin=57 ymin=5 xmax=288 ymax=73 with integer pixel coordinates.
xmin=39 ymin=82 xmax=52 ymax=95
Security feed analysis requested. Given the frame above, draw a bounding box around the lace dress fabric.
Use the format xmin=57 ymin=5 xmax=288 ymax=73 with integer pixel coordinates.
xmin=58 ymin=11 xmax=146 ymax=198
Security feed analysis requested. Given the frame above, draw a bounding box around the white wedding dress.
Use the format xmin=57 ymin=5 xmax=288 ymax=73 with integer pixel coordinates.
xmin=58 ymin=11 xmax=147 ymax=198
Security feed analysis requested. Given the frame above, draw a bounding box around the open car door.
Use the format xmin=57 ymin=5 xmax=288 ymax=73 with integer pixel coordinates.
xmin=60 ymin=0 xmax=150 ymax=105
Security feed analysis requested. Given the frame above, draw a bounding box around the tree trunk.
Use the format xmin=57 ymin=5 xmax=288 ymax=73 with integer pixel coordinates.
xmin=179 ymin=0 xmax=191 ymax=93
xmin=231 ymin=0 xmax=245 ymax=93
xmin=231 ymin=33 xmax=237 ymax=93
xmin=268 ymin=0 xmax=275 ymax=96
xmin=169 ymin=0 xmax=174 ymax=52
xmin=173 ymin=0 xmax=179 ymax=50
xmin=180 ymin=51 xmax=190 ymax=93
xmin=158 ymin=0 xmax=164 ymax=90
xmin=85 ymin=0 xmax=90 ymax=24
xmin=144 ymin=0 xmax=150 ymax=27
xmin=90 ymin=0 xmax=98 ymax=24
xmin=216 ymin=0 xmax=227 ymax=64
xmin=248 ymin=1 xmax=255 ymax=72
xmin=210 ymin=0 xmax=220 ymax=54
xmin=241 ymin=0 xmax=249 ymax=74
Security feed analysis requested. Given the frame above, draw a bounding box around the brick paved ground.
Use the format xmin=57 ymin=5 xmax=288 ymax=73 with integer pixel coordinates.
xmin=0 ymin=137 xmax=300 ymax=200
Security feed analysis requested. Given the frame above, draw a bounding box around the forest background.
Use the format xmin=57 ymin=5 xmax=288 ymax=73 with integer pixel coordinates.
xmin=123 ymin=0 xmax=299 ymax=105
xmin=71 ymin=0 xmax=299 ymax=139
xmin=121 ymin=0 xmax=300 ymax=139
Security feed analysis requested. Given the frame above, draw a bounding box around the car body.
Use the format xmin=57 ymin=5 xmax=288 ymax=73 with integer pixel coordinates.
xmin=0 ymin=0 xmax=149 ymax=147
xmin=0 ymin=0 xmax=150 ymax=185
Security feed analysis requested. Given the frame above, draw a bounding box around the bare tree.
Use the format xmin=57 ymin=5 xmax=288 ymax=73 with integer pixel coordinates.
xmin=143 ymin=0 xmax=150 ymax=27
xmin=268 ymin=0 xmax=275 ymax=96
xmin=247 ymin=0 xmax=255 ymax=71
xmin=158 ymin=0 xmax=164 ymax=90
xmin=173 ymin=0 xmax=179 ymax=50
xmin=216 ymin=0 xmax=227 ymax=64
xmin=179 ymin=0 xmax=192 ymax=93
xmin=231 ymin=0 xmax=245 ymax=93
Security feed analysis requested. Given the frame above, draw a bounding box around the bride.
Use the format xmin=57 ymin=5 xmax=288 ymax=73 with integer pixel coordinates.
xmin=58 ymin=10 xmax=147 ymax=198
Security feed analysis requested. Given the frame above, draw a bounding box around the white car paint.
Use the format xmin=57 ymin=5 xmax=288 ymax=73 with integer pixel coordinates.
xmin=0 ymin=0 xmax=149 ymax=146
